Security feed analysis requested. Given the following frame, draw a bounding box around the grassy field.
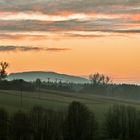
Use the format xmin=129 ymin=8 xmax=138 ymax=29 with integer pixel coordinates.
xmin=0 ymin=89 xmax=140 ymax=122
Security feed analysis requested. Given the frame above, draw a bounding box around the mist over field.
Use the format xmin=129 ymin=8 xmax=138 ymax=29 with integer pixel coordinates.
xmin=0 ymin=0 xmax=140 ymax=139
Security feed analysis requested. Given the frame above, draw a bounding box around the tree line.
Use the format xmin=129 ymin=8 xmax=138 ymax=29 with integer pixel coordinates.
xmin=1 ymin=61 xmax=140 ymax=100
xmin=0 ymin=102 xmax=140 ymax=140
xmin=1 ymin=75 xmax=140 ymax=100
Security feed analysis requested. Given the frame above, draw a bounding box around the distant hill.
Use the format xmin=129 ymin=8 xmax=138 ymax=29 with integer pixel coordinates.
xmin=8 ymin=71 xmax=89 ymax=83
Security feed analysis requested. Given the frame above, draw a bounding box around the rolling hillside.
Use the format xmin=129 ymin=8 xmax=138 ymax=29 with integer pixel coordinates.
xmin=8 ymin=71 xmax=89 ymax=83
xmin=0 ymin=89 xmax=140 ymax=122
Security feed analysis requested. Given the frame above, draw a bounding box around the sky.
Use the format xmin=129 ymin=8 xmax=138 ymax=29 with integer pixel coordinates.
xmin=0 ymin=0 xmax=140 ymax=84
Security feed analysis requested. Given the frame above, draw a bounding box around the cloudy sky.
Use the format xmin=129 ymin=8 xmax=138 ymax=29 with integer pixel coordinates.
xmin=0 ymin=0 xmax=140 ymax=83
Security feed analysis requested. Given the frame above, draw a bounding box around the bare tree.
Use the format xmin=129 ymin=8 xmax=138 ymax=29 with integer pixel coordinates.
xmin=64 ymin=101 xmax=98 ymax=140
xmin=89 ymin=73 xmax=111 ymax=85
xmin=0 ymin=62 xmax=9 ymax=81
xmin=103 ymin=105 xmax=140 ymax=140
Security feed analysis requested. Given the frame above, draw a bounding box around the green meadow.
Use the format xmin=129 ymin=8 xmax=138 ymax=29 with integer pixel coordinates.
xmin=0 ymin=89 xmax=140 ymax=122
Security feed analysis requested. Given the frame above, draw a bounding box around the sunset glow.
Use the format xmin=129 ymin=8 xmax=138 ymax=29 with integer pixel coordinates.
xmin=0 ymin=0 xmax=140 ymax=84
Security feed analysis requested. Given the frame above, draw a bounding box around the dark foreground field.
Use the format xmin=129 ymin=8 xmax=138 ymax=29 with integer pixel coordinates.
xmin=0 ymin=89 xmax=140 ymax=122
xmin=1 ymin=90 xmax=140 ymax=140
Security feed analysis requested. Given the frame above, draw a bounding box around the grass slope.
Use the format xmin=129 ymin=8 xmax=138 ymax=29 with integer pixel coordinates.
xmin=0 ymin=89 xmax=140 ymax=122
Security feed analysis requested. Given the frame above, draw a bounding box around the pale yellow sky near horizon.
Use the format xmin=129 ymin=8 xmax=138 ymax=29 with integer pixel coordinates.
xmin=0 ymin=34 xmax=140 ymax=84
xmin=0 ymin=0 xmax=140 ymax=83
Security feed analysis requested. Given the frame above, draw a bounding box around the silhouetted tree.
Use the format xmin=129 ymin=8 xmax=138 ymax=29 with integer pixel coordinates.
xmin=43 ymin=110 xmax=64 ymax=140
xmin=10 ymin=111 xmax=31 ymax=140
xmin=29 ymin=106 xmax=64 ymax=140
xmin=29 ymin=106 xmax=46 ymax=140
xmin=103 ymin=105 xmax=140 ymax=140
xmin=0 ymin=62 xmax=9 ymax=81
xmin=89 ymin=73 xmax=111 ymax=86
xmin=0 ymin=108 xmax=9 ymax=140
xmin=47 ymin=78 xmax=50 ymax=84
xmin=64 ymin=101 xmax=98 ymax=140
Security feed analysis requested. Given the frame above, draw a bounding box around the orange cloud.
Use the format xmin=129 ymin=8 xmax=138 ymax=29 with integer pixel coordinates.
xmin=0 ymin=45 xmax=71 ymax=52
xmin=47 ymin=47 xmax=71 ymax=52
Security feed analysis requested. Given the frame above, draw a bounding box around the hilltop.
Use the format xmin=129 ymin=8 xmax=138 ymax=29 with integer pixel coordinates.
xmin=8 ymin=71 xmax=89 ymax=83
